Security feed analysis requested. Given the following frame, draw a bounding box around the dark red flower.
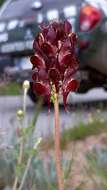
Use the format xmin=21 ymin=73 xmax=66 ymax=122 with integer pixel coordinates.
xmin=30 ymin=55 xmax=45 ymax=69
xmin=30 ymin=20 xmax=79 ymax=107
xmin=62 ymin=79 xmax=79 ymax=107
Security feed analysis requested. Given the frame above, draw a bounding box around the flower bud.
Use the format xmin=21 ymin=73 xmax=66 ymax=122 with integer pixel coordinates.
xmin=23 ymin=80 xmax=30 ymax=90
xmin=17 ymin=109 xmax=24 ymax=119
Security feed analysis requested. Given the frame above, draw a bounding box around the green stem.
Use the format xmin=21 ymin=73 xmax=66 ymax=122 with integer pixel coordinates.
xmin=53 ymin=85 xmax=64 ymax=190
xmin=13 ymin=137 xmax=24 ymax=190
xmin=18 ymin=156 xmax=32 ymax=190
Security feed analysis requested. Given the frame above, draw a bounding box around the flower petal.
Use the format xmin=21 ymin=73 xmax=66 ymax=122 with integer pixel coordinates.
xmin=64 ymin=20 xmax=72 ymax=34
xmin=52 ymin=22 xmax=66 ymax=41
xmin=33 ymin=33 xmax=45 ymax=55
xmin=33 ymin=40 xmax=41 ymax=54
xmin=32 ymin=68 xmax=38 ymax=81
xmin=48 ymin=67 xmax=61 ymax=92
xmin=41 ymin=42 xmax=56 ymax=56
xmin=62 ymin=79 xmax=79 ymax=108
xmin=33 ymin=82 xmax=50 ymax=96
xmin=59 ymin=48 xmax=78 ymax=71
xmin=47 ymin=25 xmax=56 ymax=44
xmin=62 ymin=38 xmax=72 ymax=50
xmin=30 ymin=55 xmax=45 ymax=69
xmin=65 ymin=79 xmax=79 ymax=92
xmin=71 ymin=33 xmax=77 ymax=43
xmin=38 ymin=68 xmax=48 ymax=81
xmin=38 ymin=33 xmax=45 ymax=46
xmin=39 ymin=23 xmax=49 ymax=38
xmin=64 ymin=67 xmax=78 ymax=80
xmin=48 ymin=68 xmax=60 ymax=82
xmin=59 ymin=51 xmax=73 ymax=68
xmin=69 ymin=32 xmax=77 ymax=49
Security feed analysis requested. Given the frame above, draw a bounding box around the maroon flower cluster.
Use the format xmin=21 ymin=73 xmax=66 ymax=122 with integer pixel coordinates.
xmin=30 ymin=20 xmax=79 ymax=107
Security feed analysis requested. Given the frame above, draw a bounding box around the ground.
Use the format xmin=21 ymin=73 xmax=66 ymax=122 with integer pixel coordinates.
xmin=65 ymin=133 xmax=107 ymax=190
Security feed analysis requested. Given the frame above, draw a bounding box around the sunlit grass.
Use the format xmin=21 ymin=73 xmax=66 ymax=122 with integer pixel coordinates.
xmin=61 ymin=121 xmax=107 ymax=149
xmin=43 ymin=120 xmax=107 ymax=150
xmin=0 ymin=82 xmax=21 ymax=95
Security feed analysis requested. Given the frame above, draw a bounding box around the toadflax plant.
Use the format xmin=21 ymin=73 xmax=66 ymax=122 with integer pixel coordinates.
xmin=30 ymin=20 xmax=79 ymax=190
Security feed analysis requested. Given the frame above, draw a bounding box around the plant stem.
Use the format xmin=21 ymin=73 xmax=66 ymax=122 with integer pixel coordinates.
xmin=13 ymin=137 xmax=24 ymax=190
xmin=18 ymin=156 xmax=32 ymax=190
xmin=23 ymin=88 xmax=27 ymax=114
xmin=13 ymin=84 xmax=28 ymax=190
xmin=53 ymin=85 xmax=64 ymax=190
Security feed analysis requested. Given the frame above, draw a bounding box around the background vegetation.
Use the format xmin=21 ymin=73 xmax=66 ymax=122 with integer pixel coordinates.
xmin=0 ymin=0 xmax=5 ymax=6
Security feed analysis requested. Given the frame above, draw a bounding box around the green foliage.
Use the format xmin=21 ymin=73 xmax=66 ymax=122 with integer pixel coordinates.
xmin=0 ymin=96 xmax=74 ymax=190
xmin=61 ymin=120 xmax=107 ymax=149
xmin=31 ymin=156 xmax=57 ymax=190
xmin=22 ymin=98 xmax=43 ymax=142
xmin=0 ymin=0 xmax=5 ymax=6
xmin=42 ymin=119 xmax=107 ymax=150
xmin=0 ymin=97 xmax=44 ymax=189
xmin=86 ymin=148 xmax=107 ymax=190
xmin=0 ymin=110 xmax=75 ymax=190
xmin=0 ymin=82 xmax=21 ymax=95
xmin=75 ymin=186 xmax=83 ymax=190
xmin=0 ymin=149 xmax=15 ymax=186
xmin=63 ymin=154 xmax=74 ymax=187
xmin=20 ymin=154 xmax=75 ymax=190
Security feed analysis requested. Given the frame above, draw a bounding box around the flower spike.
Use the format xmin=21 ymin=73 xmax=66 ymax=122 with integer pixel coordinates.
xmin=30 ymin=20 xmax=79 ymax=108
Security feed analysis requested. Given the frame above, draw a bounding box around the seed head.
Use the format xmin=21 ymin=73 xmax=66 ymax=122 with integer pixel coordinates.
xmin=23 ymin=80 xmax=30 ymax=90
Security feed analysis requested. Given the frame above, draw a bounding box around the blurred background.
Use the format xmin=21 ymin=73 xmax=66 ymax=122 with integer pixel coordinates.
xmin=0 ymin=0 xmax=107 ymax=189
xmin=0 ymin=0 xmax=107 ymax=133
